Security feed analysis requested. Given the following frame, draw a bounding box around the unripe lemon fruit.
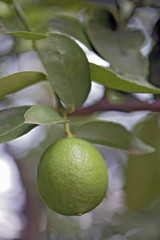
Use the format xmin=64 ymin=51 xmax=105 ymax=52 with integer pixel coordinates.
xmin=37 ymin=137 xmax=108 ymax=216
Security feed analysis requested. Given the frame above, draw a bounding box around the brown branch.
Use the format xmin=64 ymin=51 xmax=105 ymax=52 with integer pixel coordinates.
xmin=71 ymin=97 xmax=160 ymax=116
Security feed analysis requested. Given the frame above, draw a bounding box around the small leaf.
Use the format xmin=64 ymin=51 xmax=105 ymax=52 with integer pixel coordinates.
xmin=90 ymin=63 xmax=160 ymax=94
xmin=0 ymin=71 xmax=47 ymax=99
xmin=0 ymin=106 xmax=35 ymax=143
xmin=24 ymin=105 xmax=69 ymax=125
xmin=74 ymin=121 xmax=155 ymax=154
xmin=0 ymin=30 xmax=47 ymax=40
xmin=46 ymin=32 xmax=91 ymax=109
xmin=49 ymin=16 xmax=92 ymax=49
xmin=86 ymin=22 xmax=148 ymax=78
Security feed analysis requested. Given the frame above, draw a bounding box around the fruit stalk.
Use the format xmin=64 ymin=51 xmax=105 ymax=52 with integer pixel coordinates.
xmin=63 ymin=111 xmax=73 ymax=138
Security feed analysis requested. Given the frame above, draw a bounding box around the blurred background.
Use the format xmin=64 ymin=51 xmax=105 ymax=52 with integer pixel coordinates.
xmin=0 ymin=0 xmax=160 ymax=239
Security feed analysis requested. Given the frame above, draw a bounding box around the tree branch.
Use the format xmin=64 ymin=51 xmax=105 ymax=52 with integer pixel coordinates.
xmin=71 ymin=97 xmax=160 ymax=116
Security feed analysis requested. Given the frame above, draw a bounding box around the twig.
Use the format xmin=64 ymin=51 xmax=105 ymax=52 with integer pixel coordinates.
xmin=13 ymin=0 xmax=46 ymax=67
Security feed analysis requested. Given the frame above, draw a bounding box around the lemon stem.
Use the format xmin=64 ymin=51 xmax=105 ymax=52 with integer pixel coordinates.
xmin=55 ymin=95 xmax=73 ymax=138
xmin=63 ymin=111 xmax=73 ymax=138
xmin=65 ymin=122 xmax=73 ymax=138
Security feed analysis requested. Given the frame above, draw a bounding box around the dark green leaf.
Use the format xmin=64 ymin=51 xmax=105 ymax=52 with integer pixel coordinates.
xmin=0 ymin=72 xmax=47 ymax=99
xmin=90 ymin=63 xmax=160 ymax=94
xmin=74 ymin=121 xmax=155 ymax=154
xmin=49 ymin=16 xmax=92 ymax=49
xmin=46 ymin=32 xmax=91 ymax=109
xmin=0 ymin=106 xmax=35 ymax=143
xmin=0 ymin=30 xmax=47 ymax=40
xmin=152 ymin=18 xmax=160 ymax=42
xmin=149 ymin=43 xmax=160 ymax=87
xmin=86 ymin=22 xmax=148 ymax=78
xmin=24 ymin=105 xmax=69 ymax=125
xmin=1 ymin=0 xmax=12 ymax=4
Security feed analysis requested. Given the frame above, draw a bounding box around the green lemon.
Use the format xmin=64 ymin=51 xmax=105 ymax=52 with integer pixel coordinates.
xmin=37 ymin=137 xmax=108 ymax=216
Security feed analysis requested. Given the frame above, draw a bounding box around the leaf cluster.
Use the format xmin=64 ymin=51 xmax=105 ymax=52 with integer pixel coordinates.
xmin=0 ymin=0 xmax=159 ymax=155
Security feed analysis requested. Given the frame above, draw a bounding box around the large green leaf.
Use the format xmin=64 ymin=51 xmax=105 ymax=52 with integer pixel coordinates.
xmin=24 ymin=105 xmax=69 ymax=125
xmin=49 ymin=16 xmax=92 ymax=49
xmin=0 ymin=106 xmax=35 ymax=143
xmin=0 ymin=30 xmax=47 ymax=40
xmin=74 ymin=121 xmax=155 ymax=154
xmin=46 ymin=32 xmax=91 ymax=109
xmin=0 ymin=71 xmax=47 ymax=99
xmin=86 ymin=22 xmax=148 ymax=78
xmin=90 ymin=63 xmax=160 ymax=94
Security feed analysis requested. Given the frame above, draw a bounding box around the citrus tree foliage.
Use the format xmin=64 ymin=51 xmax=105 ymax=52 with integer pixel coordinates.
xmin=0 ymin=0 xmax=159 ymax=152
xmin=0 ymin=0 xmax=160 ymax=238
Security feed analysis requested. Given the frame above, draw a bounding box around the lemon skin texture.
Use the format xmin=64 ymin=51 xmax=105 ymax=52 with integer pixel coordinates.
xmin=37 ymin=137 xmax=108 ymax=216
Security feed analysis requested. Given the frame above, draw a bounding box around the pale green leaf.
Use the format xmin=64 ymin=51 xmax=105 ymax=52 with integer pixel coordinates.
xmin=0 ymin=30 xmax=47 ymax=40
xmin=0 ymin=71 xmax=47 ymax=99
xmin=24 ymin=105 xmax=69 ymax=125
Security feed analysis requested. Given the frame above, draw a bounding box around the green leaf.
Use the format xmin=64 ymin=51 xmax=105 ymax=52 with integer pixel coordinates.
xmin=118 ymin=29 xmax=145 ymax=49
xmin=1 ymin=0 xmax=12 ymax=4
xmin=46 ymin=32 xmax=91 ymax=109
xmin=86 ymin=22 xmax=148 ymax=78
xmin=0 ymin=30 xmax=47 ymax=40
xmin=38 ymin=0 xmax=86 ymax=4
xmin=125 ymin=114 xmax=160 ymax=210
xmin=49 ymin=16 xmax=92 ymax=49
xmin=74 ymin=121 xmax=155 ymax=154
xmin=0 ymin=106 xmax=35 ymax=143
xmin=24 ymin=105 xmax=69 ymax=125
xmin=149 ymin=43 xmax=160 ymax=88
xmin=90 ymin=63 xmax=160 ymax=94
xmin=0 ymin=71 xmax=47 ymax=99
